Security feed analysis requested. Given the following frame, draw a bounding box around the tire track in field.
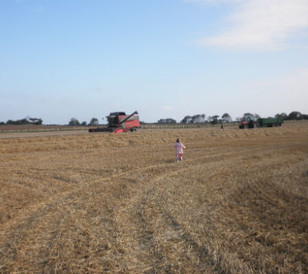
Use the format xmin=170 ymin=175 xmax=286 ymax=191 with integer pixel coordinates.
xmin=1 ymin=177 xmax=133 ymax=272
xmin=1 ymin=137 xmax=306 ymax=272
xmin=110 ymin=146 xmax=253 ymax=272
xmin=1 ymin=152 xmax=188 ymax=272
xmin=123 ymin=154 xmax=242 ymax=273
xmin=213 ymin=156 xmax=308 ymax=273
xmin=128 ymin=174 xmax=222 ymax=273
xmin=0 ymin=154 xmax=172 ymax=271
xmin=0 ymin=177 xmax=117 ymax=272
xmin=110 ymin=142 xmax=307 ymax=273
xmin=155 ymin=145 xmax=307 ymax=273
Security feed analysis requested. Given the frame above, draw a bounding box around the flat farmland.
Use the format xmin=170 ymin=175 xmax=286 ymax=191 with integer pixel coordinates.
xmin=0 ymin=122 xmax=307 ymax=273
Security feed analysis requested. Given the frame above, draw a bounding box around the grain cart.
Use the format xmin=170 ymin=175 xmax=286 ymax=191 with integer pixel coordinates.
xmin=89 ymin=111 xmax=140 ymax=133
xmin=257 ymin=117 xmax=283 ymax=127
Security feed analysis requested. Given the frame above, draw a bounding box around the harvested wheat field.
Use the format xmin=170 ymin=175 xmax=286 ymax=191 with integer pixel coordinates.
xmin=0 ymin=122 xmax=307 ymax=273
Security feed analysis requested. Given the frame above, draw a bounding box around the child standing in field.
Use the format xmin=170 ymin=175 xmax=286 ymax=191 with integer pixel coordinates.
xmin=175 ymin=138 xmax=186 ymax=163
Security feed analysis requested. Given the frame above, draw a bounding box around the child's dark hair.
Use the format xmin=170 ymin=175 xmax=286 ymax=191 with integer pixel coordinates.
xmin=176 ymin=138 xmax=180 ymax=142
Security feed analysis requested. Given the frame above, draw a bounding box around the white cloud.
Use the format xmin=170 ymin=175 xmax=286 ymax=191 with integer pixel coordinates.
xmin=162 ymin=105 xmax=174 ymax=111
xmin=195 ymin=0 xmax=308 ymax=50
xmin=185 ymin=0 xmax=244 ymax=4
xmin=264 ymin=68 xmax=308 ymax=99
xmin=250 ymin=68 xmax=308 ymax=114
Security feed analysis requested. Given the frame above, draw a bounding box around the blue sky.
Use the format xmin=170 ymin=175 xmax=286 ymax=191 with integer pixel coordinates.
xmin=1 ymin=0 xmax=307 ymax=124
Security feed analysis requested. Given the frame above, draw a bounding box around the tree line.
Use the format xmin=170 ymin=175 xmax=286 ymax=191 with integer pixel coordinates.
xmin=157 ymin=111 xmax=308 ymax=124
xmin=1 ymin=111 xmax=307 ymax=126
xmin=0 ymin=117 xmax=100 ymax=126
xmin=68 ymin=117 xmax=100 ymax=126
xmin=0 ymin=117 xmax=43 ymax=126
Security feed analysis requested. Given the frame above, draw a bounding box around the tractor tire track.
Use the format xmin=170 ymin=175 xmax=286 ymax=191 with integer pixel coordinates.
xmin=110 ymin=147 xmax=256 ymax=272
xmin=1 ymin=126 xmax=307 ymax=273
xmin=110 ymin=142 xmax=308 ymax=273
xmin=0 ymin=178 xmax=117 ymax=272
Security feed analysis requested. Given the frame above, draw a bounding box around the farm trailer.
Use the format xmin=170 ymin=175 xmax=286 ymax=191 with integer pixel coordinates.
xmin=257 ymin=118 xmax=284 ymax=127
xmin=239 ymin=117 xmax=284 ymax=129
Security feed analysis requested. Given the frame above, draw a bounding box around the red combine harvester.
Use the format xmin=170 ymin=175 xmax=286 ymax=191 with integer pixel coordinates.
xmin=89 ymin=111 xmax=140 ymax=133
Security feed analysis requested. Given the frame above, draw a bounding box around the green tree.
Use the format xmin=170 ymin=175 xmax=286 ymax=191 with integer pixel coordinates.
xmin=192 ymin=114 xmax=206 ymax=123
xmin=275 ymin=113 xmax=287 ymax=120
xmin=222 ymin=113 xmax=232 ymax=122
xmin=157 ymin=118 xmax=176 ymax=124
xmin=243 ymin=113 xmax=254 ymax=120
xmin=211 ymin=115 xmax=219 ymax=125
xmin=69 ymin=118 xmax=80 ymax=126
xmin=181 ymin=116 xmax=192 ymax=123
xmin=29 ymin=117 xmax=43 ymax=125
xmin=181 ymin=114 xmax=206 ymax=123
xmin=288 ymin=111 xmax=302 ymax=120
xmin=89 ymin=117 xmax=99 ymax=126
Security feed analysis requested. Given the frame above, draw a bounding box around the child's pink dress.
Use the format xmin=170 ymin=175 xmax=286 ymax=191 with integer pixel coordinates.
xmin=175 ymin=142 xmax=186 ymax=161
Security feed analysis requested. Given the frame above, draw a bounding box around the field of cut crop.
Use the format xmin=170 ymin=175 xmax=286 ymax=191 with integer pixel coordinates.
xmin=0 ymin=122 xmax=307 ymax=273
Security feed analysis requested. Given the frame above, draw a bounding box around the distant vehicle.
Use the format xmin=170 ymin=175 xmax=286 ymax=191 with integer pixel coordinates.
xmin=89 ymin=111 xmax=140 ymax=133
xmin=239 ymin=117 xmax=257 ymax=129
xmin=239 ymin=117 xmax=283 ymax=129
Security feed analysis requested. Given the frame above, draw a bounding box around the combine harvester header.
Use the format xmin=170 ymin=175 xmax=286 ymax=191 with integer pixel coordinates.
xmin=89 ymin=111 xmax=140 ymax=133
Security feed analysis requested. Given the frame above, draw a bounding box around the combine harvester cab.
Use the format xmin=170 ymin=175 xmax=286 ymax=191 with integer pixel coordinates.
xmin=89 ymin=111 xmax=140 ymax=133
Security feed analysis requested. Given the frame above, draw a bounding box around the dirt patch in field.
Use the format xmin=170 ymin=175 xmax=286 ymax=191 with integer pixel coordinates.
xmin=0 ymin=122 xmax=307 ymax=273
